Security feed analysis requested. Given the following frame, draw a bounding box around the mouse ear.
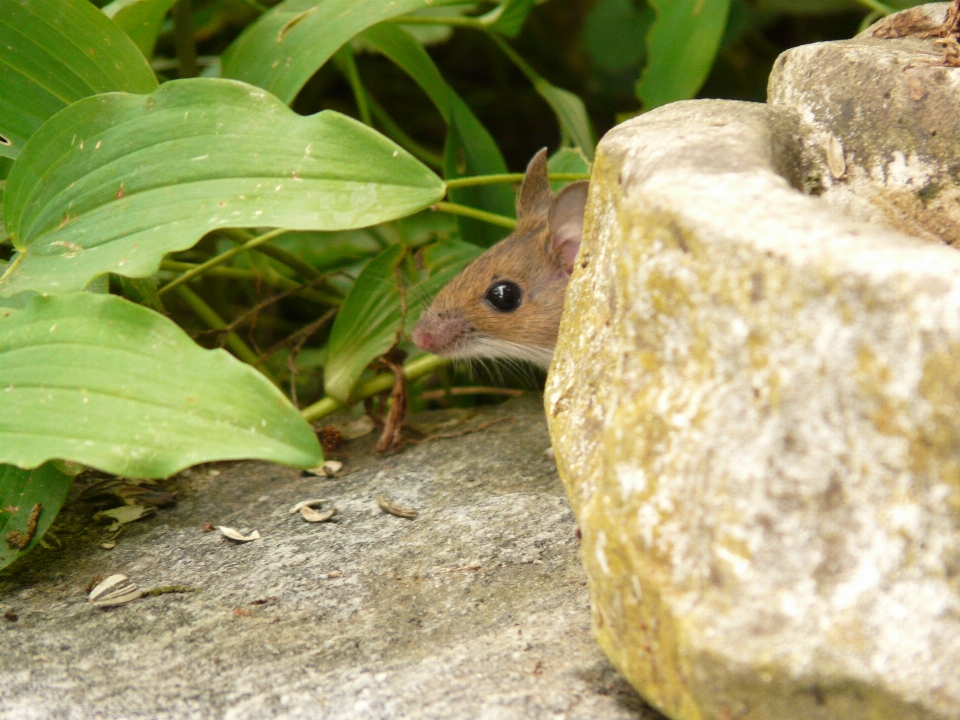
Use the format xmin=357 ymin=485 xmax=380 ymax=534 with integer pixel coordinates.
xmin=547 ymin=181 xmax=588 ymax=276
xmin=516 ymin=148 xmax=551 ymax=221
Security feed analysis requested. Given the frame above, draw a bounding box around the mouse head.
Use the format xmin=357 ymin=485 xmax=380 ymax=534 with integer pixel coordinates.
xmin=412 ymin=149 xmax=588 ymax=367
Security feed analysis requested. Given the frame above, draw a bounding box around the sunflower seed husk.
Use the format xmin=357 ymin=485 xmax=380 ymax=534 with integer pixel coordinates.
xmin=300 ymin=505 xmax=338 ymax=523
xmin=217 ymin=526 xmax=261 ymax=542
xmin=288 ymin=498 xmax=331 ymax=515
xmin=377 ymin=496 xmax=418 ymax=520
xmin=88 ymin=574 xmax=142 ymax=607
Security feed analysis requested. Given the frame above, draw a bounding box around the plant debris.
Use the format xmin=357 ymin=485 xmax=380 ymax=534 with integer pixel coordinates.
xmin=376 ymin=355 xmax=408 ymax=454
xmin=3 ymin=609 xmax=18 ymax=622
xmin=201 ymin=522 xmax=215 ymax=532
xmin=5 ymin=503 xmax=42 ymax=550
xmin=88 ymin=574 xmax=142 ymax=607
xmin=377 ymin=496 xmax=418 ymax=520
xmin=331 ymin=416 xmax=375 ymax=441
xmin=318 ymin=426 xmax=343 ymax=452
xmin=217 ymin=526 xmax=261 ymax=542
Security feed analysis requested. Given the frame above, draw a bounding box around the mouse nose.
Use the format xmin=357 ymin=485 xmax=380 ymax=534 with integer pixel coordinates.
xmin=411 ymin=325 xmax=436 ymax=352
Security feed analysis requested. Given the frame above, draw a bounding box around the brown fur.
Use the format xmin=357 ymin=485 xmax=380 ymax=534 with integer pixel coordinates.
xmin=412 ymin=150 xmax=588 ymax=367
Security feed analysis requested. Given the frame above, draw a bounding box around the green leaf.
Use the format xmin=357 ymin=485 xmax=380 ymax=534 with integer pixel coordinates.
xmin=0 ymin=78 xmax=445 ymax=298
xmin=221 ymin=0 xmax=465 ymax=106
xmin=583 ymin=0 xmax=653 ymax=74
xmin=0 ymin=292 xmax=322 ymax=478
xmin=323 ymin=238 xmax=482 ymax=402
xmin=0 ymin=0 xmax=158 ymax=160
xmin=358 ymin=23 xmax=514 ymax=247
xmin=534 ymin=79 xmax=596 ymax=162
xmin=485 ymin=0 xmax=537 ymax=38
xmin=103 ymin=0 xmax=179 ymax=59
xmin=547 ymin=147 xmax=591 ymax=192
xmin=0 ymin=462 xmax=74 ymax=570
xmin=636 ymin=0 xmax=732 ymax=111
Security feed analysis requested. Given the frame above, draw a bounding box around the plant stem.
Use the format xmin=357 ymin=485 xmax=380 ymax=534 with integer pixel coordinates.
xmin=335 ymin=46 xmax=373 ymax=126
xmin=157 ymin=228 xmax=289 ymax=296
xmin=174 ymin=285 xmax=275 ymax=379
xmin=0 ymin=250 xmax=23 ymax=285
xmin=172 ymin=0 xmax=198 ymax=79
xmin=446 ymin=172 xmax=590 ymax=188
xmin=159 ymin=260 xmax=342 ymax=306
xmin=852 ymin=0 xmax=895 ymax=14
xmin=368 ymin=96 xmax=444 ymax=170
xmin=432 ymin=201 xmax=517 ymax=229
xmin=218 ymin=229 xmax=324 ymax=282
xmin=300 ymin=354 xmax=451 ymax=422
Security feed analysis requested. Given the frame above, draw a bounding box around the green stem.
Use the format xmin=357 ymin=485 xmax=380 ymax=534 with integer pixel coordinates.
xmin=0 ymin=250 xmax=23 ymax=285
xmin=159 ymin=260 xmax=342 ymax=306
xmin=157 ymin=228 xmax=289 ymax=296
xmin=433 ymin=201 xmax=517 ymax=229
xmin=368 ymin=96 xmax=444 ymax=170
xmin=174 ymin=285 xmax=275 ymax=378
xmin=335 ymin=46 xmax=373 ymax=126
xmin=852 ymin=0 xmax=894 ymax=14
xmin=446 ymin=172 xmax=590 ymax=189
xmin=300 ymin=354 xmax=451 ymax=422
xmin=172 ymin=0 xmax=198 ymax=79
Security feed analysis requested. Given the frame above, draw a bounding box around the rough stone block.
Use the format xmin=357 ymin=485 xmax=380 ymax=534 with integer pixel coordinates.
xmin=546 ymin=98 xmax=960 ymax=720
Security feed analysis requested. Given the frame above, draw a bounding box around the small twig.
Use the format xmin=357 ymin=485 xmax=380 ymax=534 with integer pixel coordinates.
xmin=413 ymin=416 xmax=514 ymax=444
xmin=142 ymin=585 xmax=201 ymax=597
xmin=420 ymin=386 xmax=524 ymax=401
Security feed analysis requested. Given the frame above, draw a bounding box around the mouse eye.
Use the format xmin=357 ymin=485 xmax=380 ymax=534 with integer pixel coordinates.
xmin=485 ymin=281 xmax=522 ymax=312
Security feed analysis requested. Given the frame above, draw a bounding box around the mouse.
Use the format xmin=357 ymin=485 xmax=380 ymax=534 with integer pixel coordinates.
xmin=411 ymin=148 xmax=589 ymax=368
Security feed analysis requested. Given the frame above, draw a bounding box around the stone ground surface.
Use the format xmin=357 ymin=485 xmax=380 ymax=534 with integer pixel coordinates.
xmin=0 ymin=395 xmax=663 ymax=720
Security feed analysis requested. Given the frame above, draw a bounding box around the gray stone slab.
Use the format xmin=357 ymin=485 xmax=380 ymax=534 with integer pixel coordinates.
xmin=0 ymin=395 xmax=663 ymax=720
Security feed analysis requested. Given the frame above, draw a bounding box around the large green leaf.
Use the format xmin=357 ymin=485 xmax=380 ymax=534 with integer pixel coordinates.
xmin=221 ymin=0 xmax=465 ymax=106
xmin=102 ymin=0 xmax=179 ymax=59
xmin=324 ymin=239 xmax=482 ymax=402
xmin=359 ymin=23 xmax=514 ymax=247
xmin=636 ymin=0 xmax=732 ymax=111
xmin=0 ymin=293 xmax=322 ymax=477
xmin=0 ymin=78 xmax=445 ymax=298
xmin=0 ymin=462 xmax=74 ymax=570
xmin=0 ymin=0 xmax=157 ymax=160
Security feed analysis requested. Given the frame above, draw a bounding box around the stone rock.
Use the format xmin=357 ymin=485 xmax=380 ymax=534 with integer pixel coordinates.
xmin=0 ymin=396 xmax=663 ymax=720
xmin=546 ymin=96 xmax=960 ymax=719
xmin=768 ymin=2 xmax=960 ymax=246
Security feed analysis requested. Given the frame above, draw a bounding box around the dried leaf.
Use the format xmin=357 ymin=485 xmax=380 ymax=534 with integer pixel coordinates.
xmin=88 ymin=574 xmax=142 ymax=607
xmin=217 ymin=526 xmax=261 ymax=542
